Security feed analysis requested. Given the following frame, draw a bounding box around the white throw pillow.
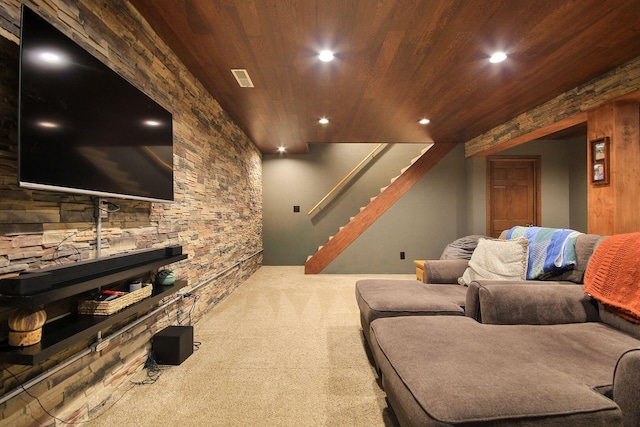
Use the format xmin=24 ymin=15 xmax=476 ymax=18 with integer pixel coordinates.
xmin=459 ymin=237 xmax=529 ymax=286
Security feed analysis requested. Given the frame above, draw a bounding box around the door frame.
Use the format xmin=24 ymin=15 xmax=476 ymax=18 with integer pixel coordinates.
xmin=486 ymin=155 xmax=542 ymax=236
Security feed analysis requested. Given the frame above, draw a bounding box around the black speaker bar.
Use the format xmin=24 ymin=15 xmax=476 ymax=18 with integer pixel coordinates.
xmin=0 ymin=246 xmax=182 ymax=296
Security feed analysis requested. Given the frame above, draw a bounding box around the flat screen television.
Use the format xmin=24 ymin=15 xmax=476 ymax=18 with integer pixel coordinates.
xmin=18 ymin=5 xmax=174 ymax=203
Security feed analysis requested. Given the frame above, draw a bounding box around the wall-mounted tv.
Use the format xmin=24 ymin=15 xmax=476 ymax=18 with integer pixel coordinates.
xmin=18 ymin=5 xmax=174 ymax=203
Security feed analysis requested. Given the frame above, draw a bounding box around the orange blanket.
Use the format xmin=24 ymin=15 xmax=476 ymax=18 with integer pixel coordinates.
xmin=584 ymin=232 xmax=640 ymax=323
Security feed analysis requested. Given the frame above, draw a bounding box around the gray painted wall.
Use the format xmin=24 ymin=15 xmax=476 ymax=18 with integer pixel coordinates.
xmin=263 ymin=135 xmax=588 ymax=273
xmin=324 ymin=144 xmax=467 ymax=273
xmin=263 ymin=143 xmax=467 ymax=271
xmin=466 ymin=135 xmax=587 ymax=235
xmin=568 ymin=138 xmax=589 ymax=232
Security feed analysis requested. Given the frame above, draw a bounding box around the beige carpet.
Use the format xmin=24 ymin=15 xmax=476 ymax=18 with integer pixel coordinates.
xmin=84 ymin=266 xmax=413 ymax=426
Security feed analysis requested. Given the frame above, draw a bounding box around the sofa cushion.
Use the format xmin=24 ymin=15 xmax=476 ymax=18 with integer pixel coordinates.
xmin=459 ymin=237 xmax=528 ymax=286
xmin=355 ymin=279 xmax=465 ymax=342
xmin=476 ymin=282 xmax=599 ymax=324
xmin=370 ymin=316 xmax=637 ymax=426
xmin=422 ymin=259 xmax=469 ymax=284
xmin=554 ymin=234 xmax=605 ymax=283
xmin=599 ymin=303 xmax=640 ymax=340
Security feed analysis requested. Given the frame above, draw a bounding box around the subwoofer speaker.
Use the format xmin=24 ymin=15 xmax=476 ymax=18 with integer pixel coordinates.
xmin=152 ymin=326 xmax=193 ymax=365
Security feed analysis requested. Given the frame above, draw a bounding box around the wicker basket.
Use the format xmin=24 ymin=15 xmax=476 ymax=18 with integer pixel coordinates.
xmin=78 ymin=283 xmax=153 ymax=316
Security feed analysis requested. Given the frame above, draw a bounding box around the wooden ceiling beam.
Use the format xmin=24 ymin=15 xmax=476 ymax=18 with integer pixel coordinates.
xmin=465 ymin=113 xmax=588 ymax=157
xmin=465 ymin=57 xmax=640 ymax=157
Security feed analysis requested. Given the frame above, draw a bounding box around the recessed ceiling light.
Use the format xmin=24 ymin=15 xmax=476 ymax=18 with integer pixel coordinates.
xmin=38 ymin=52 xmax=64 ymax=65
xmin=38 ymin=121 xmax=59 ymax=128
xmin=31 ymin=50 xmax=68 ymax=69
xmin=318 ymin=50 xmax=334 ymax=62
xmin=318 ymin=117 xmax=329 ymax=125
xmin=277 ymin=146 xmax=286 ymax=153
xmin=489 ymin=52 xmax=508 ymax=63
xmin=419 ymin=118 xmax=430 ymax=125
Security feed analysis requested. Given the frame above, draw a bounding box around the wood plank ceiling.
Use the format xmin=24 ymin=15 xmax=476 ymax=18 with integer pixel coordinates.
xmin=130 ymin=0 xmax=640 ymax=154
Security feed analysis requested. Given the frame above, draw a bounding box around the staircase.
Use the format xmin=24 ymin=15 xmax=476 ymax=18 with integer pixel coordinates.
xmin=304 ymin=143 xmax=457 ymax=274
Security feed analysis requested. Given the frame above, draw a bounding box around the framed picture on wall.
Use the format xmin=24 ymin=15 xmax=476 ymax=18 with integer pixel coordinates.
xmin=591 ymin=137 xmax=609 ymax=185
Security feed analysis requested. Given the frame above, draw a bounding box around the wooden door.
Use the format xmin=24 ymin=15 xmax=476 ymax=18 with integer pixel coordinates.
xmin=487 ymin=156 xmax=541 ymax=238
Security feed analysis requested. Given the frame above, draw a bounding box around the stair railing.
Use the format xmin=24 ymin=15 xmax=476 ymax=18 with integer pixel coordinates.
xmin=308 ymin=143 xmax=386 ymax=216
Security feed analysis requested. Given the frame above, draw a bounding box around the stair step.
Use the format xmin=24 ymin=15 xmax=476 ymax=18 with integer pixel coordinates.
xmin=309 ymin=142 xmax=435 ymax=270
xmin=305 ymin=142 xmax=456 ymax=274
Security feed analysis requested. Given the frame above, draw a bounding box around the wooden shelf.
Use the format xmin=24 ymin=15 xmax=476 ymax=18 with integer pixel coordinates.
xmin=0 ymin=280 xmax=187 ymax=365
xmin=0 ymin=254 xmax=187 ymax=308
xmin=0 ymin=246 xmax=188 ymax=365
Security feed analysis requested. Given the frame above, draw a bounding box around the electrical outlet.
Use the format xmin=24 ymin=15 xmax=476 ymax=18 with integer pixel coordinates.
xmin=293 ymin=205 xmax=300 ymax=213
xmin=400 ymin=251 xmax=405 ymax=260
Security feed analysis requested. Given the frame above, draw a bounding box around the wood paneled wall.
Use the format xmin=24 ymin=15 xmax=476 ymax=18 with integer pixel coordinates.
xmin=587 ymin=102 xmax=640 ymax=234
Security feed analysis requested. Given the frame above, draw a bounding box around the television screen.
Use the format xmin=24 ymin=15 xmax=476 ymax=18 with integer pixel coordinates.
xmin=18 ymin=5 xmax=174 ymax=202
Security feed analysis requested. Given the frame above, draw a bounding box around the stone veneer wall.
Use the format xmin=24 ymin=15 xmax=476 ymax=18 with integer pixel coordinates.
xmin=465 ymin=54 xmax=640 ymax=157
xmin=0 ymin=0 xmax=262 ymax=425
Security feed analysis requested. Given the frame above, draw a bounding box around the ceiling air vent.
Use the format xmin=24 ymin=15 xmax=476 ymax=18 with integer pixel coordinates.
xmin=231 ymin=69 xmax=254 ymax=88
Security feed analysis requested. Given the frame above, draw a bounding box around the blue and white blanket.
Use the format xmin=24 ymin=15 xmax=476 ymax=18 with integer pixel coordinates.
xmin=506 ymin=226 xmax=582 ymax=280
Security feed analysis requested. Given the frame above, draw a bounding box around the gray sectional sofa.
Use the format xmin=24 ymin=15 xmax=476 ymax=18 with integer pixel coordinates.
xmin=355 ymin=236 xmax=484 ymax=344
xmin=356 ymin=231 xmax=640 ymax=426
